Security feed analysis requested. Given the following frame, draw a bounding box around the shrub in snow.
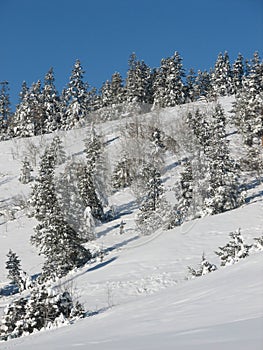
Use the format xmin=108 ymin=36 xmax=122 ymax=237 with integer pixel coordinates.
xmin=19 ymin=157 xmax=33 ymax=184
xmin=188 ymin=253 xmax=217 ymax=278
xmin=215 ymin=228 xmax=252 ymax=266
xmin=253 ymin=235 xmax=263 ymax=251
xmin=0 ymin=284 xmax=85 ymax=341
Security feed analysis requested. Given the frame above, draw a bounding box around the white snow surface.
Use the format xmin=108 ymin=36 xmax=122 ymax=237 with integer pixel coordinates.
xmin=0 ymin=96 xmax=262 ymax=349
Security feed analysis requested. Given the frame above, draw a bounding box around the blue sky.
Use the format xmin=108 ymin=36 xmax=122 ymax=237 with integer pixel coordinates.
xmin=1 ymin=0 xmax=262 ymax=107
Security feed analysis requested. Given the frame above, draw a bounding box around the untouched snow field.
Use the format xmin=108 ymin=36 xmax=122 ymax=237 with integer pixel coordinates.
xmin=0 ymin=97 xmax=263 ymax=349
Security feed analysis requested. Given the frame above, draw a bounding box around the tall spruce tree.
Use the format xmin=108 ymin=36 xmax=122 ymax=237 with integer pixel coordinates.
xmin=211 ymin=52 xmax=233 ymax=96
xmin=64 ymin=59 xmax=89 ymax=129
xmin=204 ymin=105 xmax=243 ymax=215
xmin=153 ymin=52 xmax=185 ymax=108
xmin=30 ymin=144 xmax=91 ymax=280
xmin=42 ymin=67 xmax=60 ymax=133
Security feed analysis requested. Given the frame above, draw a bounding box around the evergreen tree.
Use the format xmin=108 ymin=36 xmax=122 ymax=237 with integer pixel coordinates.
xmin=204 ymin=105 xmax=243 ymax=215
xmin=188 ymin=253 xmax=217 ymax=277
xmin=6 ymin=250 xmax=22 ymax=289
xmin=110 ymin=72 xmax=125 ymax=104
xmin=125 ymin=54 xmax=152 ymax=104
xmin=12 ymin=81 xmax=43 ymax=137
xmin=112 ymin=156 xmax=133 ymax=190
xmin=0 ymin=284 xmax=85 ymax=340
xmin=153 ymin=52 xmax=185 ymax=108
xmin=19 ymin=157 xmax=33 ymax=184
xmin=64 ymin=59 xmax=89 ymax=129
xmin=136 ymin=163 xmax=164 ymax=234
xmin=232 ymin=53 xmax=244 ymax=93
xmin=49 ymin=136 xmax=66 ymax=165
xmin=0 ymin=81 xmax=11 ymax=137
xmin=195 ymin=69 xmax=212 ymax=100
xmin=42 ymin=67 xmax=60 ymax=133
xmin=76 ymin=163 xmax=104 ymax=221
xmin=211 ymin=52 xmax=233 ymax=96
xmin=30 ymin=144 xmax=91 ymax=280
xmin=177 ymin=160 xmax=194 ymax=223
xmin=185 ymin=68 xmax=199 ymax=102
xmin=56 ymin=161 xmax=89 ymax=240
xmin=215 ymin=228 xmax=251 ymax=266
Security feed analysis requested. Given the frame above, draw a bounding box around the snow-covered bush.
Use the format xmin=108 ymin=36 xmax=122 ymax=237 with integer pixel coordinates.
xmin=215 ymin=228 xmax=252 ymax=266
xmin=253 ymin=235 xmax=263 ymax=251
xmin=188 ymin=253 xmax=217 ymax=278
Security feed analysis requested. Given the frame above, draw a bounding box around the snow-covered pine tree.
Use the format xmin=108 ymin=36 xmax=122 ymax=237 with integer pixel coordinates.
xmin=0 ymin=81 xmax=11 ymax=139
xmin=185 ymin=68 xmax=199 ymax=102
xmin=177 ymin=160 xmax=194 ymax=223
xmin=49 ymin=135 xmax=66 ymax=165
xmin=215 ymin=228 xmax=252 ymax=266
xmin=0 ymin=284 xmax=85 ymax=340
xmin=42 ymin=67 xmax=60 ymax=133
xmin=76 ymin=163 xmax=104 ymax=221
xmin=34 ymin=204 xmax=92 ymax=280
xmin=12 ymin=81 xmax=43 ymax=137
xmin=232 ymin=53 xmax=244 ymax=94
xmin=136 ymin=163 xmax=166 ymax=234
xmin=30 ymin=145 xmax=57 ymax=222
xmin=56 ymin=161 xmax=89 ymax=240
xmin=84 ymin=126 xmax=109 ymax=209
xmin=5 ymin=250 xmax=23 ymax=291
xmin=195 ymin=70 xmax=212 ymax=100
xmin=125 ymin=54 xmax=152 ymax=105
xmin=211 ymin=52 xmax=233 ymax=97
xmin=30 ymin=144 xmax=91 ymax=280
xmin=186 ymin=108 xmax=211 ymax=151
xmin=84 ymin=126 xmax=102 ymax=172
xmin=112 ymin=156 xmax=133 ymax=190
xmin=0 ymin=296 xmax=27 ymax=340
xmin=110 ymin=71 xmax=125 ymax=105
xmin=232 ymin=52 xmax=263 ymax=174
xmin=153 ymin=52 xmax=185 ymax=108
xmin=188 ymin=253 xmax=217 ymax=277
xmin=204 ymin=104 xmax=243 ymax=215
xmin=64 ymin=59 xmax=89 ymax=129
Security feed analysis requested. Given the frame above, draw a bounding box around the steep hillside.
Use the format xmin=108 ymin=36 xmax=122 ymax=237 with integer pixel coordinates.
xmin=0 ymin=97 xmax=262 ymax=349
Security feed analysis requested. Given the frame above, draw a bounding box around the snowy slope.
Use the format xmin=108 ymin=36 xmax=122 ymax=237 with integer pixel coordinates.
xmin=0 ymin=97 xmax=263 ymax=349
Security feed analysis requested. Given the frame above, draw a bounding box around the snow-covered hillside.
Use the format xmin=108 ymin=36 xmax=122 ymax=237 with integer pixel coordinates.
xmin=0 ymin=97 xmax=262 ymax=349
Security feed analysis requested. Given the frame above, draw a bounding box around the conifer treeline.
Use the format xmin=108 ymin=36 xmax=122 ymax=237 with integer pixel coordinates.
xmin=0 ymin=51 xmax=262 ymax=139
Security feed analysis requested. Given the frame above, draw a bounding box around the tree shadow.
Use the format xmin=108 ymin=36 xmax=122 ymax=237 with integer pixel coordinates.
xmin=97 ymin=224 xmax=120 ymax=238
xmin=0 ymin=283 xmax=18 ymax=297
xmin=106 ymin=235 xmax=140 ymax=253
xmin=86 ymin=256 xmax=118 ymax=272
xmin=245 ymin=190 xmax=263 ymax=203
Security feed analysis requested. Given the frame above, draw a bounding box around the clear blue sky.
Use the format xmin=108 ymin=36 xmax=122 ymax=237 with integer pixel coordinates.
xmin=1 ymin=0 xmax=262 ymax=107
